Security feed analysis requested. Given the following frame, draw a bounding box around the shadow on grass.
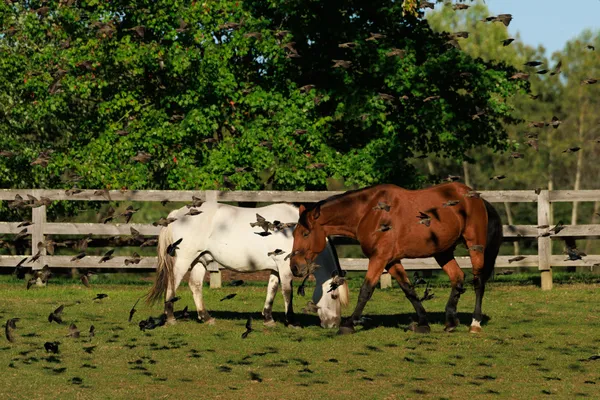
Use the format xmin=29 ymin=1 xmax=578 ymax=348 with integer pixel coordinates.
xmin=185 ymin=310 xmax=490 ymax=331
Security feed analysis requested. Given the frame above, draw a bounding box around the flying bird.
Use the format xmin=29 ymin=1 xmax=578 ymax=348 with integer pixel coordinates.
xmin=490 ymin=175 xmax=506 ymax=181
xmin=524 ymin=61 xmax=543 ymax=67
xmin=220 ymin=294 xmax=237 ymax=301
xmin=153 ymin=217 xmax=177 ymax=227
xmin=550 ymin=60 xmax=562 ymax=76
xmin=80 ymin=272 xmax=93 ymax=288
xmin=128 ymin=296 xmax=143 ymax=322
xmin=442 ymin=200 xmax=460 ymax=207
xmin=250 ymin=214 xmax=271 ymax=232
xmin=5 ymin=318 xmax=19 ymax=342
xmin=563 ymin=147 xmax=581 ymax=153
xmin=241 ymin=316 xmax=253 ymax=339
xmin=120 ymin=206 xmax=139 ymax=224
xmin=48 ymin=305 xmax=65 ymax=324
xmin=99 ymin=249 xmax=115 ymax=263
xmin=372 ymin=202 xmax=391 ymax=212
xmin=92 ymin=293 xmax=108 ymax=300
xmin=67 ymin=323 xmax=80 ymax=338
xmin=166 ymin=238 xmax=183 ymax=256
xmin=501 ymin=38 xmax=515 ymax=46
xmin=508 ymin=256 xmax=526 ymax=263
xmin=124 ymin=253 xmax=141 ymax=265
xmin=376 ymin=223 xmax=392 ymax=232
xmin=267 ymin=249 xmax=285 ymax=257
xmin=417 ymin=211 xmax=431 ymax=227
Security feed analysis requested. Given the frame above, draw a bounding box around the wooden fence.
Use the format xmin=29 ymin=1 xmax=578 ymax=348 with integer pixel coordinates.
xmin=2 ymin=188 xmax=600 ymax=290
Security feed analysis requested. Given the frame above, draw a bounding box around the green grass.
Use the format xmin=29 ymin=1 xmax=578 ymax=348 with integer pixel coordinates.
xmin=1 ymin=279 xmax=600 ymax=399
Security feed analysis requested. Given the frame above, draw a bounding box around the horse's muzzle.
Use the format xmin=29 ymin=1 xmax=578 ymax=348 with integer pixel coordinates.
xmin=290 ymin=262 xmax=306 ymax=278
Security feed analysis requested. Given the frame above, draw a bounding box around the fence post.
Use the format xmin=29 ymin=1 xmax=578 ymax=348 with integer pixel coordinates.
xmin=379 ymin=271 xmax=392 ymax=289
xmin=205 ymin=191 xmax=222 ymax=288
xmin=31 ymin=205 xmax=46 ymax=270
xmin=537 ymin=190 xmax=552 ymax=290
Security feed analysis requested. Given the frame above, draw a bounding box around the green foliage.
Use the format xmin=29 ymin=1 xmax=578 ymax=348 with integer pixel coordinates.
xmin=0 ymin=0 xmax=524 ymax=202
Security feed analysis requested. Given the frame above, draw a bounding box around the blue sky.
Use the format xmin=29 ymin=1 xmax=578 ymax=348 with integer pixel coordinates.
xmin=484 ymin=0 xmax=600 ymax=56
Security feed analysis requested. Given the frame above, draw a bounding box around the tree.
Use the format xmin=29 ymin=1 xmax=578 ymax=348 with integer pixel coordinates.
xmin=0 ymin=0 xmax=524 ymax=205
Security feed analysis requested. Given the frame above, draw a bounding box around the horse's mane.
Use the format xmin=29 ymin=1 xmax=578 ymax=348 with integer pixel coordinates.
xmin=298 ymin=185 xmax=376 ymax=228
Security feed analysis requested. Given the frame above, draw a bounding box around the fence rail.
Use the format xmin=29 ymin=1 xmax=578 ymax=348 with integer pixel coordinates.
xmin=2 ymin=188 xmax=600 ymax=290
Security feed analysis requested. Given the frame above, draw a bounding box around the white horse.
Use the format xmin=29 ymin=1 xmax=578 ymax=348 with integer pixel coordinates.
xmin=147 ymin=202 xmax=349 ymax=328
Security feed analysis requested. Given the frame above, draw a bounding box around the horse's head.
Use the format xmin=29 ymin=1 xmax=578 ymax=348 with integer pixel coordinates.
xmin=291 ymin=204 xmax=327 ymax=278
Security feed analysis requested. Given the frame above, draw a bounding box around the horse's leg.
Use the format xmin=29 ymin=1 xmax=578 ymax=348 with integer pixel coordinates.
xmin=434 ymin=251 xmax=465 ymax=332
xmin=338 ymin=257 xmax=386 ymax=335
xmin=279 ymin=269 xmax=298 ymax=327
xmin=463 ymin=223 xmax=489 ymax=334
xmin=164 ymin=256 xmax=190 ymax=325
xmin=188 ymin=263 xmax=215 ymax=325
xmin=387 ymin=263 xmax=430 ymax=332
xmin=262 ymin=271 xmax=279 ymax=327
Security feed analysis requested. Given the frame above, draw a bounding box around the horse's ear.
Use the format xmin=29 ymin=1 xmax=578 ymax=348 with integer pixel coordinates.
xmin=313 ymin=205 xmax=321 ymax=220
xmin=298 ymin=204 xmax=306 ymax=215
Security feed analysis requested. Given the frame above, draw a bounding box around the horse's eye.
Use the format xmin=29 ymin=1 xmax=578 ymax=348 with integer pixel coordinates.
xmin=302 ymin=231 xmax=310 ymax=238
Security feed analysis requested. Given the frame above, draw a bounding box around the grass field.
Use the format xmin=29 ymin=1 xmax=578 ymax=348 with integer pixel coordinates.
xmin=1 ymin=276 xmax=599 ymax=399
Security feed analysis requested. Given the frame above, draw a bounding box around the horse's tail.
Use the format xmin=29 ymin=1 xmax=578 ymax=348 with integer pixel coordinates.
xmin=338 ymin=280 xmax=349 ymax=307
xmin=483 ymin=199 xmax=503 ymax=282
xmin=146 ymin=223 xmax=175 ymax=305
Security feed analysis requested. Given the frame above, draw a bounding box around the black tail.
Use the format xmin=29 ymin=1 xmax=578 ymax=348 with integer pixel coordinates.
xmin=483 ymin=200 xmax=502 ymax=282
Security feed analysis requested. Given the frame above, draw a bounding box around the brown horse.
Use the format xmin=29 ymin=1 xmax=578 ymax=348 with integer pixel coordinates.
xmin=290 ymin=182 xmax=502 ymax=335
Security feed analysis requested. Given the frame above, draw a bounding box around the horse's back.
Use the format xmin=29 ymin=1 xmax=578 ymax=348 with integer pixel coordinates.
xmin=357 ymin=183 xmax=486 ymax=258
xmin=201 ymin=203 xmax=299 ymax=272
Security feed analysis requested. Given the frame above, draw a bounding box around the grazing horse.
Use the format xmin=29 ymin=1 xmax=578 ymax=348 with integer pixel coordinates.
xmin=290 ymin=182 xmax=502 ymax=334
xmin=147 ymin=202 xmax=349 ymax=328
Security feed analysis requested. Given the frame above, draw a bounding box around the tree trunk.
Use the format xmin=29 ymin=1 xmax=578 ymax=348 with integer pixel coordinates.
xmin=571 ymin=91 xmax=587 ymax=226
xmin=462 ymin=161 xmax=471 ymax=188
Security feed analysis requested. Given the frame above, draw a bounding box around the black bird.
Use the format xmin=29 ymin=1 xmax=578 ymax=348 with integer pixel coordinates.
xmin=14 ymin=258 xmax=29 ymax=279
xmin=413 ymin=272 xmax=427 ymax=286
xmin=297 ymin=275 xmax=310 ymax=296
xmin=93 ymin=294 xmax=108 ymax=300
xmin=124 ymin=253 xmax=141 ymax=265
xmin=166 ymin=238 xmax=183 ymax=256
xmin=129 ymin=297 xmax=143 ymax=322
xmin=83 ymin=346 xmax=96 ymax=354
xmin=220 ymin=294 xmax=237 ymax=302
xmin=372 ymin=202 xmax=391 ymax=212
xmin=99 ymin=249 xmax=115 ymax=263
xmin=120 ymin=206 xmax=139 ymax=224
xmin=89 ymin=325 xmax=95 ymax=339
xmin=501 ymin=38 xmax=515 ymax=46
xmin=524 ymin=61 xmax=543 ymax=67
xmin=70 ymin=252 xmax=86 ymax=262
xmin=241 ymin=316 xmax=253 ymax=339
xmin=564 ymin=247 xmax=586 ymax=261
xmin=419 ymin=283 xmax=435 ymax=301
xmin=184 ymin=209 xmax=202 ymax=216
xmin=550 ymin=221 xmax=565 ymax=234
xmin=267 ymin=249 xmax=285 ymax=257
xmin=5 ymin=318 xmax=19 ymax=342
xmin=230 ymin=279 xmax=244 ymax=287
xmin=80 ymin=272 xmax=93 ymax=288
xmin=376 ymin=223 xmax=392 ymax=232
xmin=250 ymin=214 xmax=271 ymax=232
xmin=67 ymin=323 xmax=80 ymax=338
xmin=328 ymin=274 xmax=346 ymax=293
xmin=44 ymin=341 xmax=59 ymax=353
xmin=153 ymin=217 xmax=177 ymax=227
xmin=140 ymin=238 xmax=159 ymax=248
xmin=48 ymin=305 xmax=65 ymax=324
xmin=417 ymin=211 xmax=431 ymax=227
xmin=508 ymin=256 xmax=526 ymax=263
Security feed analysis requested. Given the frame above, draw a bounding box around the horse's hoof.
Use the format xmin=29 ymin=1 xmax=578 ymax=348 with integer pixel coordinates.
xmin=263 ymin=319 xmax=277 ymax=328
xmin=337 ymin=325 xmax=355 ymax=335
xmin=469 ymin=325 xmax=482 ymax=334
xmin=444 ymin=325 xmax=457 ymax=333
xmin=407 ymin=322 xmax=431 ymax=334
xmin=204 ymin=318 xmax=216 ymax=326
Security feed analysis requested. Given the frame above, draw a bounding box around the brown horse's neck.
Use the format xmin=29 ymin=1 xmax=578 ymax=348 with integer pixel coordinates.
xmin=316 ymin=188 xmax=372 ymax=239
